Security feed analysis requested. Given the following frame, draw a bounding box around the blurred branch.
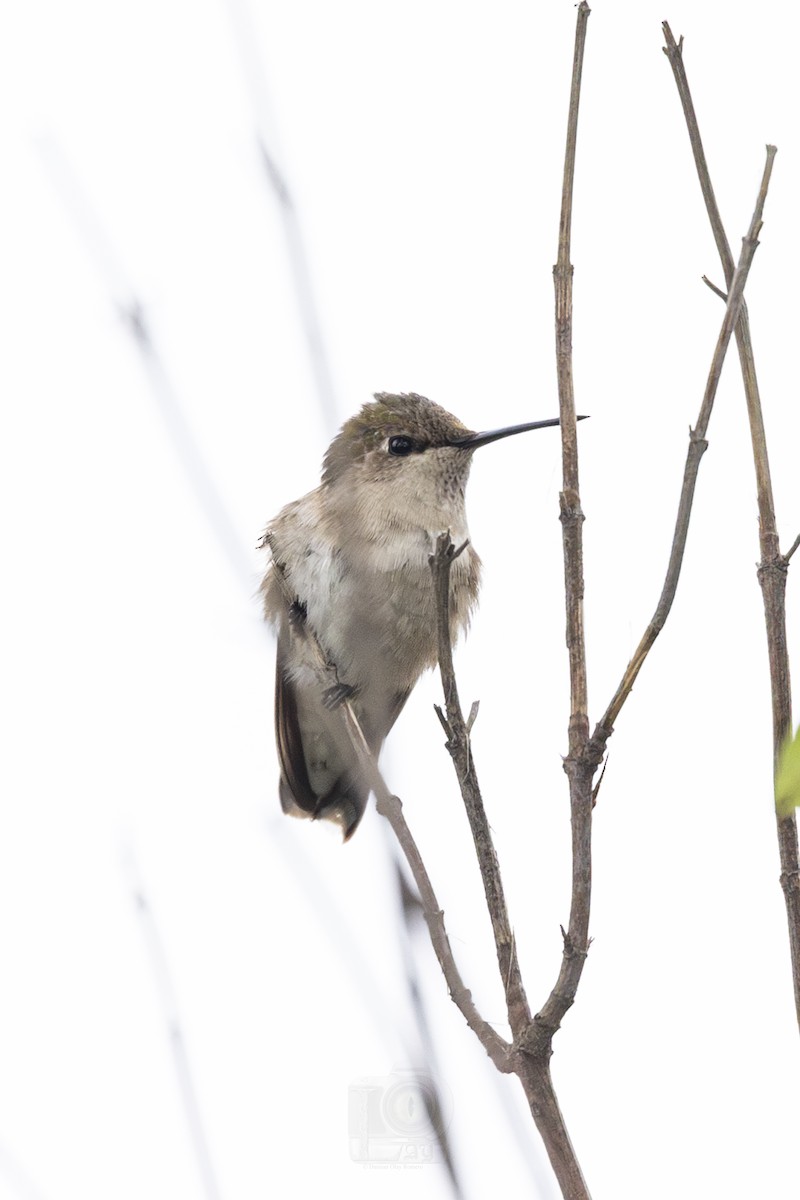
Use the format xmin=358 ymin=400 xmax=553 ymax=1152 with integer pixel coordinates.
xmin=221 ymin=8 xmax=475 ymax=1179
xmin=223 ymin=0 xmax=339 ymax=432
xmin=662 ymin=20 xmax=800 ymax=1031
xmin=390 ymin=861 xmax=467 ymax=1199
xmin=591 ymin=145 xmax=776 ymax=745
xmin=38 ymin=138 xmax=252 ymax=591
xmin=125 ymin=855 xmax=223 ymax=1200
xmin=120 ymin=300 xmax=254 ymax=588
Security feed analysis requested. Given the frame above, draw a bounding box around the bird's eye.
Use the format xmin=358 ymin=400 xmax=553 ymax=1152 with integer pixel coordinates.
xmin=388 ymin=435 xmax=415 ymax=456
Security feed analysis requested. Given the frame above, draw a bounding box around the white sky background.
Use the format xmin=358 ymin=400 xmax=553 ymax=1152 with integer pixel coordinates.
xmin=1 ymin=1 xmax=799 ymax=1197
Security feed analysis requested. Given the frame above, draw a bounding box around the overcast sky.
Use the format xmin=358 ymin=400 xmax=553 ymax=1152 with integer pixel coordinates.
xmin=2 ymin=2 xmax=799 ymax=1198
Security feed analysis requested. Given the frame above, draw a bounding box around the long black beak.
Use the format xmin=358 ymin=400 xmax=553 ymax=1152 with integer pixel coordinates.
xmin=449 ymin=414 xmax=588 ymax=451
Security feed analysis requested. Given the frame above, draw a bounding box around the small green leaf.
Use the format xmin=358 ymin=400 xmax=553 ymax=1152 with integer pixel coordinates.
xmin=775 ymin=727 xmax=800 ymax=819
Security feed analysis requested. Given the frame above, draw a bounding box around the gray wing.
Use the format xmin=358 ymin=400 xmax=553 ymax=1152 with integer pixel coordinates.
xmin=274 ymin=622 xmax=371 ymax=841
xmin=274 ymin=623 xmax=318 ymax=819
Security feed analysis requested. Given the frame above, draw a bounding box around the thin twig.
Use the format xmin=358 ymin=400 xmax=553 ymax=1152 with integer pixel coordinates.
xmin=661 ymin=25 xmax=779 ymax=555
xmin=592 ymin=146 xmax=776 ymax=745
xmin=429 ymin=535 xmax=531 ymax=1039
xmin=663 ymin=20 xmax=800 ymax=1032
xmin=272 ymin=567 xmax=510 ymax=1072
xmin=702 ymin=275 xmax=727 ymax=302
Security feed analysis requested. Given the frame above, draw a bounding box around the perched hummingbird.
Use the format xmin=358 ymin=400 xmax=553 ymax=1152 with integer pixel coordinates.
xmin=262 ymin=392 xmax=571 ymax=840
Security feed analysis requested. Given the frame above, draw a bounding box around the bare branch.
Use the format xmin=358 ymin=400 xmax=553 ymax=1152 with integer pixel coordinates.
xmin=662 ymin=21 xmax=800 ymax=1032
xmin=662 ymin=25 xmax=736 ymax=282
xmin=429 ymin=534 xmax=531 ymax=1039
xmin=530 ymin=0 xmax=597 ymax=1060
xmin=430 ymin=526 xmax=592 ymax=1197
xmin=510 ymin=6 xmax=596 ymax=1197
xmin=554 ymin=0 xmax=592 ymax=756
xmin=593 ymin=146 xmax=776 ymax=742
xmin=662 ymin=24 xmax=780 ymax=557
xmin=376 ymin=786 xmax=513 ymax=1073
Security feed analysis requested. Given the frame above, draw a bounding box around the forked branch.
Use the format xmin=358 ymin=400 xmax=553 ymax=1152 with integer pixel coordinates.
xmin=591 ymin=145 xmax=776 ymax=748
xmin=430 ymin=14 xmax=597 ymax=1196
xmin=271 ymin=566 xmax=511 ymax=1072
xmin=429 ymin=535 xmax=591 ymax=1200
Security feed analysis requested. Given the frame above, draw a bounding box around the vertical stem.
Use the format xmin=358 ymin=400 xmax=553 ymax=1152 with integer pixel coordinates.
xmin=514 ymin=8 xmax=595 ymax=1196
xmin=549 ymin=0 xmax=594 ymax=1025
xmin=516 ymin=1060 xmax=591 ymax=1200
xmin=555 ymin=1 xmax=591 ymax=758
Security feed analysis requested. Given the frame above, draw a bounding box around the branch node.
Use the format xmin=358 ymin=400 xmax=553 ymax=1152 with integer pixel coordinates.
xmin=757 ymin=557 xmax=789 ymax=586
xmin=688 ymin=426 xmax=709 ymax=452
xmin=559 ymin=925 xmax=590 ymax=960
xmin=374 ymin=791 xmax=402 ymax=818
xmin=515 ymin=1017 xmax=558 ymax=1061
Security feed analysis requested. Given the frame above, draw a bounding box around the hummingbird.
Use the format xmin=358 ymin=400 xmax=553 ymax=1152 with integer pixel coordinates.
xmin=261 ymin=392 xmax=575 ymax=840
